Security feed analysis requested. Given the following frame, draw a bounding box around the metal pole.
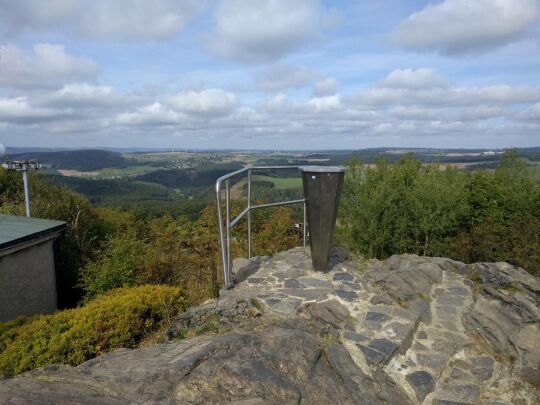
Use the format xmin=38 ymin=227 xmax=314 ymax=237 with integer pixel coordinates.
xmin=225 ymin=179 xmax=231 ymax=287
xmin=22 ymin=164 xmax=31 ymax=217
xmin=215 ymin=184 xmax=228 ymax=289
xmin=303 ymin=200 xmax=306 ymax=248
xmin=247 ymin=168 xmax=252 ymax=259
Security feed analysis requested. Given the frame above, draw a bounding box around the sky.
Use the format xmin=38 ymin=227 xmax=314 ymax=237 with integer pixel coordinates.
xmin=0 ymin=0 xmax=539 ymax=150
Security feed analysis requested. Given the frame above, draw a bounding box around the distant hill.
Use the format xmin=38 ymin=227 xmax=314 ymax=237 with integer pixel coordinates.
xmin=4 ymin=147 xmax=78 ymax=154
xmin=51 ymin=176 xmax=169 ymax=201
xmin=135 ymin=163 xmax=244 ymax=188
xmin=10 ymin=149 xmax=129 ymax=171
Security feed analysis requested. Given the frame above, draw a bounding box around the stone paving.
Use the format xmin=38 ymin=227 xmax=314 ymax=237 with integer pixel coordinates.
xmin=385 ymin=269 xmax=476 ymax=403
xmin=218 ymin=247 xmax=538 ymax=404
xmin=220 ymin=247 xmax=370 ymax=319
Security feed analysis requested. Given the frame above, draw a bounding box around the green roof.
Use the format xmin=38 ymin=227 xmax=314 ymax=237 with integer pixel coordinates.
xmin=0 ymin=214 xmax=66 ymax=251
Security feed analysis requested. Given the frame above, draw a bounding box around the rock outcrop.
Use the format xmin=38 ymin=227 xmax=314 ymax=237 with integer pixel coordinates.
xmin=0 ymin=248 xmax=538 ymax=404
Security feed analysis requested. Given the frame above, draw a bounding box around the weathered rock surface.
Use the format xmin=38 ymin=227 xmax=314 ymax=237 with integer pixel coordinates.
xmin=1 ymin=248 xmax=539 ymax=404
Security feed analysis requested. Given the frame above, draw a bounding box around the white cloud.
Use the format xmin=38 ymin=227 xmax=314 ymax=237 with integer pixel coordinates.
xmin=255 ymin=65 xmax=317 ymax=91
xmin=358 ymin=69 xmax=540 ymax=107
xmin=207 ymin=0 xmax=329 ymax=63
xmin=306 ymin=95 xmax=341 ymax=113
xmin=390 ymin=105 xmax=503 ymax=121
xmin=76 ymin=0 xmax=204 ymax=40
xmin=517 ymin=102 xmax=540 ymax=120
xmin=389 ymin=106 xmax=441 ymax=121
xmin=0 ymin=44 xmax=99 ymax=89
xmin=261 ymin=93 xmax=342 ymax=115
xmin=263 ymin=93 xmax=291 ymax=112
xmin=0 ymin=97 xmax=70 ymax=124
xmin=378 ymin=68 xmax=451 ymax=89
xmin=48 ymin=83 xmax=112 ymax=104
xmin=0 ymin=0 xmax=76 ymax=36
xmin=2 ymin=67 xmax=539 ymax=148
xmin=392 ymin=0 xmax=540 ymax=55
xmin=165 ymin=89 xmax=238 ymax=117
xmin=454 ymin=85 xmax=540 ymax=105
xmin=313 ymin=78 xmax=339 ymax=96
xmin=116 ymin=103 xmax=183 ymax=126
xmin=44 ymin=83 xmax=141 ymax=109
xmin=458 ymin=105 xmax=504 ymax=121
xmin=0 ymin=0 xmax=204 ymax=40
xmin=117 ymin=88 xmax=239 ymax=127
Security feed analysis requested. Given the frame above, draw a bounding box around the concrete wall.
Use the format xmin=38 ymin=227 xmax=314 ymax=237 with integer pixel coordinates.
xmin=0 ymin=237 xmax=58 ymax=322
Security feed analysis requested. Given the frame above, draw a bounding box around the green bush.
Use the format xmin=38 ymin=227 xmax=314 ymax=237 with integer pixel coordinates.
xmin=339 ymin=156 xmax=469 ymax=258
xmin=0 ymin=285 xmax=189 ymax=376
xmin=81 ymin=232 xmax=147 ymax=299
xmin=338 ymin=151 xmax=540 ymax=275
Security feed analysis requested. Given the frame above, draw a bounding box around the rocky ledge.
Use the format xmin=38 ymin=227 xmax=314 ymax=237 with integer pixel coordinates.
xmin=0 ymin=248 xmax=539 ymax=404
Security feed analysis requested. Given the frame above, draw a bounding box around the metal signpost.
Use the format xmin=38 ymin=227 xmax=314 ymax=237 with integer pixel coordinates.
xmin=0 ymin=145 xmax=39 ymax=218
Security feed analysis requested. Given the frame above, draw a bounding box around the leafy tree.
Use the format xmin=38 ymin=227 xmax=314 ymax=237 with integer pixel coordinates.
xmin=456 ymin=150 xmax=540 ymax=273
xmin=80 ymin=232 xmax=146 ymax=299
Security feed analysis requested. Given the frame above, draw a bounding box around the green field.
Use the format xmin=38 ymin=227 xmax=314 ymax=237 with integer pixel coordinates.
xmin=232 ymin=175 xmax=302 ymax=191
xmin=253 ymin=175 xmax=302 ymax=189
xmin=230 ymin=174 xmax=302 ymax=199
xmin=95 ymin=166 xmax=163 ymax=178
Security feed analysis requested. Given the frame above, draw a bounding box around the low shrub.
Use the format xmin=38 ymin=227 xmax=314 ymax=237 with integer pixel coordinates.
xmin=0 ymin=285 xmax=189 ymax=376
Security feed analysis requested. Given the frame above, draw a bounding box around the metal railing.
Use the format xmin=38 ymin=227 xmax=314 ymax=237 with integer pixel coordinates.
xmin=216 ymin=166 xmax=306 ymax=288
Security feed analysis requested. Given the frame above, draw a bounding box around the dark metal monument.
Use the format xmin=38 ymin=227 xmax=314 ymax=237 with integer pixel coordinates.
xmin=300 ymin=166 xmax=346 ymax=271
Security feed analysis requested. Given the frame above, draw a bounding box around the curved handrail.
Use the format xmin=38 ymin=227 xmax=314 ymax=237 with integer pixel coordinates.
xmin=216 ymin=166 xmax=306 ymax=288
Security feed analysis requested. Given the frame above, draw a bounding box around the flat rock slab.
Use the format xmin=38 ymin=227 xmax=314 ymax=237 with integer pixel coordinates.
xmin=283 ymin=278 xmax=305 ymax=289
xmin=333 ymin=272 xmax=354 ymax=281
xmin=406 ymin=370 xmax=435 ymax=402
xmin=366 ymin=311 xmax=391 ymax=322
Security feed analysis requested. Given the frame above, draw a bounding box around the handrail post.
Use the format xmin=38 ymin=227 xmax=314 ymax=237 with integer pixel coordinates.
xmin=303 ymin=200 xmax=306 ymax=248
xmin=225 ymin=179 xmax=232 ymax=287
xmin=247 ymin=168 xmax=252 ymax=259
xmin=216 ymin=183 xmax=228 ymax=289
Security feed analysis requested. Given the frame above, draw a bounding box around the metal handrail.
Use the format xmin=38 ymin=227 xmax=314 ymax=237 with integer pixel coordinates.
xmin=216 ymin=166 xmax=306 ymax=288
